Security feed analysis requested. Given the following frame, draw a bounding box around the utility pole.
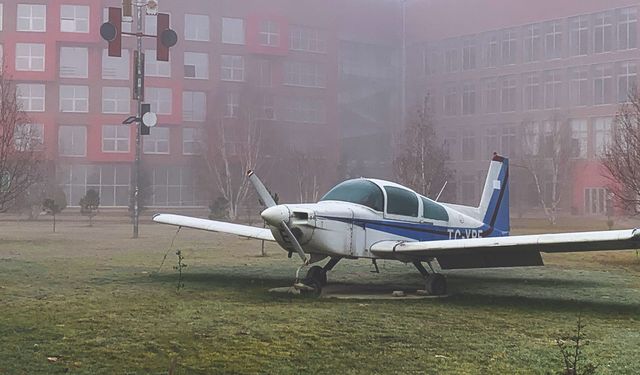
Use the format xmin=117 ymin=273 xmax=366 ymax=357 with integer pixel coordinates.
xmin=101 ymin=1 xmax=177 ymax=238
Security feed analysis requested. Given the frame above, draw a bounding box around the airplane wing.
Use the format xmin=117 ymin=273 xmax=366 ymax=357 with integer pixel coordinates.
xmin=370 ymin=229 xmax=640 ymax=269
xmin=152 ymin=214 xmax=276 ymax=242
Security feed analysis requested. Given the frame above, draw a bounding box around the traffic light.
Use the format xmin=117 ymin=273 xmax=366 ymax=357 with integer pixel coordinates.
xmin=156 ymin=13 xmax=177 ymax=62
xmin=100 ymin=7 xmax=122 ymax=57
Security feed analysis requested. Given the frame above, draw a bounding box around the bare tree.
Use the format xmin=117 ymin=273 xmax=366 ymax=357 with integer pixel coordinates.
xmin=393 ymin=96 xmax=451 ymax=198
xmin=0 ymin=70 xmax=42 ymax=212
xmin=291 ymin=149 xmax=327 ymax=203
xmin=602 ymin=91 xmax=640 ymax=215
xmin=201 ymin=112 xmax=262 ymax=221
xmin=518 ymin=115 xmax=574 ymax=225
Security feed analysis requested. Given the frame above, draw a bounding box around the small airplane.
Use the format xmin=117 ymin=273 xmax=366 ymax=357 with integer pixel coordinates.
xmin=153 ymin=153 xmax=640 ymax=295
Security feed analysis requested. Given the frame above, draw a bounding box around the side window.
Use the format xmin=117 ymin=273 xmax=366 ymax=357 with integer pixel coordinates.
xmin=385 ymin=186 xmax=418 ymax=217
xmin=421 ymin=197 xmax=449 ymax=222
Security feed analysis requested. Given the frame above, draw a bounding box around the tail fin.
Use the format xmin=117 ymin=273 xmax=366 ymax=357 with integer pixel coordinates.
xmin=478 ymin=153 xmax=510 ymax=234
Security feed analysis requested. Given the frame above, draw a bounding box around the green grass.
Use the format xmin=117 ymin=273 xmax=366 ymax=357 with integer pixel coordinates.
xmin=1 ymin=218 xmax=640 ymax=374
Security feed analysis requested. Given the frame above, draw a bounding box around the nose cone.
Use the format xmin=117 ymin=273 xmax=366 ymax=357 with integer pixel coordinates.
xmin=261 ymin=205 xmax=290 ymax=226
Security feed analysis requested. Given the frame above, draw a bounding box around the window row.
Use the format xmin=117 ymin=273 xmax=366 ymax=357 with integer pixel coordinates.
xmin=423 ymin=7 xmax=638 ymax=74
xmin=221 ymin=93 xmax=326 ymax=124
xmin=5 ymin=4 xmax=89 ymax=33
xmin=436 ymin=61 xmax=638 ymax=116
xmin=443 ymin=117 xmax=613 ymax=162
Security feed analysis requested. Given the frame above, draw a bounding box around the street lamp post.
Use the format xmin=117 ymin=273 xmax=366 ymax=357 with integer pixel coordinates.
xmin=101 ymin=1 xmax=176 ymax=238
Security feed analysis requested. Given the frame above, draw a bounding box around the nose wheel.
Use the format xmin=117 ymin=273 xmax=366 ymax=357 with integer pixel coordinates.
xmin=294 ymin=257 xmax=341 ymax=296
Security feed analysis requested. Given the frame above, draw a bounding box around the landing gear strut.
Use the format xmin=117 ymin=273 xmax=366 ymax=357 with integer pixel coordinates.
xmin=299 ymin=257 xmax=341 ymax=295
xmin=412 ymin=261 xmax=447 ymax=296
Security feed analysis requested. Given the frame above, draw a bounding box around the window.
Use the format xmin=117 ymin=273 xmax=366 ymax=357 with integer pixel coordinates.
xmin=184 ymin=52 xmax=208 ymax=79
xmin=570 ymin=119 xmax=588 ymax=158
xmin=462 ymin=83 xmax=476 ymax=115
xmin=147 ymin=88 xmax=172 ymax=115
xmin=523 ymin=72 xmax=540 ymax=111
xmin=224 ymin=92 xmax=239 ymax=118
xmin=523 ymin=24 xmax=541 ymax=62
xmin=594 ymin=64 xmax=613 ymax=105
xmin=501 ymin=126 xmax=517 ymax=157
xmin=258 ymin=60 xmax=272 ymax=87
xmin=221 ymin=55 xmax=244 ymax=81
xmin=618 ymin=62 xmax=637 ymax=103
xmin=144 ymin=15 xmax=156 ymax=36
xmin=462 ymin=131 xmax=476 ymax=160
xmin=259 ymin=94 xmax=275 ymax=120
xmin=500 ymin=76 xmax=517 ymax=112
xmin=145 ymin=50 xmax=171 ymax=77
xmin=222 ymin=17 xmax=244 ymax=44
xmin=543 ymin=69 xmax=563 ymax=109
xmin=290 ymin=25 xmax=325 ymax=53
xmin=618 ymin=7 xmax=637 ymax=50
xmin=58 ymin=125 xmax=86 ymax=157
xmin=281 ymin=97 xmax=325 ymax=124
xmin=259 ymin=20 xmax=279 ymax=46
xmin=501 ymin=29 xmax=517 ymax=65
xmin=59 ymin=47 xmax=88 ymax=78
xmin=585 ymin=188 xmax=609 ymax=215
xmin=102 ymin=49 xmax=130 ymax=80
xmin=182 ymin=91 xmax=206 ymax=122
xmin=462 ymin=39 xmax=476 ymax=70
xmin=485 ymin=127 xmax=500 ymax=155
xmin=384 ymin=186 xmax=418 ymax=217
xmin=102 ymin=87 xmax=131 ymax=114
xmin=594 ymin=12 xmax=613 ymax=53
xmin=545 ymin=21 xmax=562 ymax=59
xmin=0 ymin=4 xmax=3 ymax=31
xmin=569 ymin=66 xmax=590 ymax=107
xmin=594 ymin=117 xmax=613 ymax=156
xmin=150 ymin=167 xmax=203 ymax=206
xmin=421 ymin=197 xmax=449 ymax=222
xmin=16 ymin=43 xmax=45 ymax=71
xmin=16 ymin=84 xmax=45 ymax=112
xmin=569 ymin=15 xmax=589 ymax=56
xmin=60 ymin=85 xmax=88 ymax=113
xmin=444 ymin=47 xmax=459 ymax=73
xmin=444 ymin=131 xmax=458 ymax=159
xmin=61 ymin=5 xmax=89 ymax=33
xmin=184 ymin=14 xmax=209 ymax=41
xmin=14 ymin=123 xmax=44 ymax=151
xmin=444 ymin=85 xmax=459 ymax=116
xmin=182 ymin=128 xmax=202 ymax=155
xmin=284 ymin=61 xmax=326 ymax=88
xmin=102 ymin=125 xmax=130 ymax=153
xmin=483 ymin=78 xmax=499 ymax=113
xmin=59 ymin=164 xmax=130 ymax=207
xmin=423 ymin=47 xmax=441 ymax=75
xmin=321 ymin=180 xmax=383 ymax=211
xmin=17 ymin=4 xmax=46 ymax=32
xmin=485 ymin=33 xmax=499 ymax=67
xmin=461 ymin=175 xmax=477 ymax=205
xmin=143 ymin=127 xmax=170 ymax=154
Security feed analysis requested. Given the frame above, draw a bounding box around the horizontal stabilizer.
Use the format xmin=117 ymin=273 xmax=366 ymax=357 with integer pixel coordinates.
xmin=370 ymin=229 xmax=640 ymax=268
xmin=153 ymin=213 xmax=275 ymax=242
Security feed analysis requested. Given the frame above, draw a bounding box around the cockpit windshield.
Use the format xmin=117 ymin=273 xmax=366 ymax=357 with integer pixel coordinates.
xmin=320 ymin=179 xmax=384 ymax=211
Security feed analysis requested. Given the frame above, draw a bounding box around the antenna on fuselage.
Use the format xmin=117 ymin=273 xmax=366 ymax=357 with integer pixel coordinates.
xmin=435 ymin=181 xmax=448 ymax=202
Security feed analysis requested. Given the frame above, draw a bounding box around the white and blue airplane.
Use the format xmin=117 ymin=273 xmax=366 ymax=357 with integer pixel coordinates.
xmin=153 ymin=154 xmax=640 ymax=295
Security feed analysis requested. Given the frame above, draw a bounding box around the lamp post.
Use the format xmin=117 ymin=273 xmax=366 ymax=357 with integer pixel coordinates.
xmin=101 ymin=1 xmax=177 ymax=238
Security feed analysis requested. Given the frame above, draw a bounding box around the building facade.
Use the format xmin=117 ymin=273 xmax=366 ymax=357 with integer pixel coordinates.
xmin=0 ymin=0 xmax=402 ymax=208
xmin=405 ymin=0 xmax=640 ymax=215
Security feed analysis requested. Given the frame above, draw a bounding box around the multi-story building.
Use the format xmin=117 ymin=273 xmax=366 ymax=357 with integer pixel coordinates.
xmin=405 ymin=0 xmax=640 ymax=215
xmin=0 ymin=0 xmax=400 ymax=208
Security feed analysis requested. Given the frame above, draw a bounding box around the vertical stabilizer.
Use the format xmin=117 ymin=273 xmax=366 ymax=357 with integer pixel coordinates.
xmin=478 ymin=153 xmax=510 ymax=234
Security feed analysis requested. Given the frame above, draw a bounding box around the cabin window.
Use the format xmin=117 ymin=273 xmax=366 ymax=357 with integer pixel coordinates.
xmin=421 ymin=197 xmax=449 ymax=222
xmin=384 ymin=186 xmax=418 ymax=217
xmin=320 ymin=179 xmax=384 ymax=211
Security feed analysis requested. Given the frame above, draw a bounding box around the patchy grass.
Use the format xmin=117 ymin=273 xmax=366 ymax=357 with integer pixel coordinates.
xmin=1 ymin=218 xmax=640 ymax=374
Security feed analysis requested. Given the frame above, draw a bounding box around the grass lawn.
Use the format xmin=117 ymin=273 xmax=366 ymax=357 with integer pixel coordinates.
xmin=1 ymin=216 xmax=639 ymax=374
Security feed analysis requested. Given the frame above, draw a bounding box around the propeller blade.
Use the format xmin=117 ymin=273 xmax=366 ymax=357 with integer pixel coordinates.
xmin=280 ymin=221 xmax=308 ymax=264
xmin=247 ymin=170 xmax=276 ymax=208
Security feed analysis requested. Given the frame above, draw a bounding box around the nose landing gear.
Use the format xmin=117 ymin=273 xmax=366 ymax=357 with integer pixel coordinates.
xmin=294 ymin=257 xmax=341 ymax=296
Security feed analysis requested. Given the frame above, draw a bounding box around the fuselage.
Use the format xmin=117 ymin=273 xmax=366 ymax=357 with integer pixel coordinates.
xmin=261 ymin=178 xmax=509 ymax=260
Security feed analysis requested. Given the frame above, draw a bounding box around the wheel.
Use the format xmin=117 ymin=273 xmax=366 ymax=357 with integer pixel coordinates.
xmin=426 ymin=273 xmax=447 ymax=296
xmin=303 ymin=266 xmax=327 ymax=295
xmin=305 ymin=265 xmax=327 ymax=287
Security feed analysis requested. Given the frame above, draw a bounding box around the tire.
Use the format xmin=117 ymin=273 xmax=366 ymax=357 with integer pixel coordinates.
xmin=305 ymin=265 xmax=327 ymax=287
xmin=426 ymin=273 xmax=447 ymax=296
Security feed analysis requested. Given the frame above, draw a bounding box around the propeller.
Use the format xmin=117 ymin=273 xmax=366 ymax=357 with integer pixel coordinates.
xmin=248 ymin=170 xmax=308 ymax=265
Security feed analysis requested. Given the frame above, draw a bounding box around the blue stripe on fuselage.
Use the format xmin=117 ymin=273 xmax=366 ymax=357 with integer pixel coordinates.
xmin=316 ymin=215 xmax=506 ymax=241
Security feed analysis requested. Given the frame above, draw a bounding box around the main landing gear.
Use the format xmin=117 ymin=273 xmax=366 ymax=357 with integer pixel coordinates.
xmin=295 ymin=257 xmax=341 ymax=295
xmin=413 ymin=261 xmax=447 ymax=296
